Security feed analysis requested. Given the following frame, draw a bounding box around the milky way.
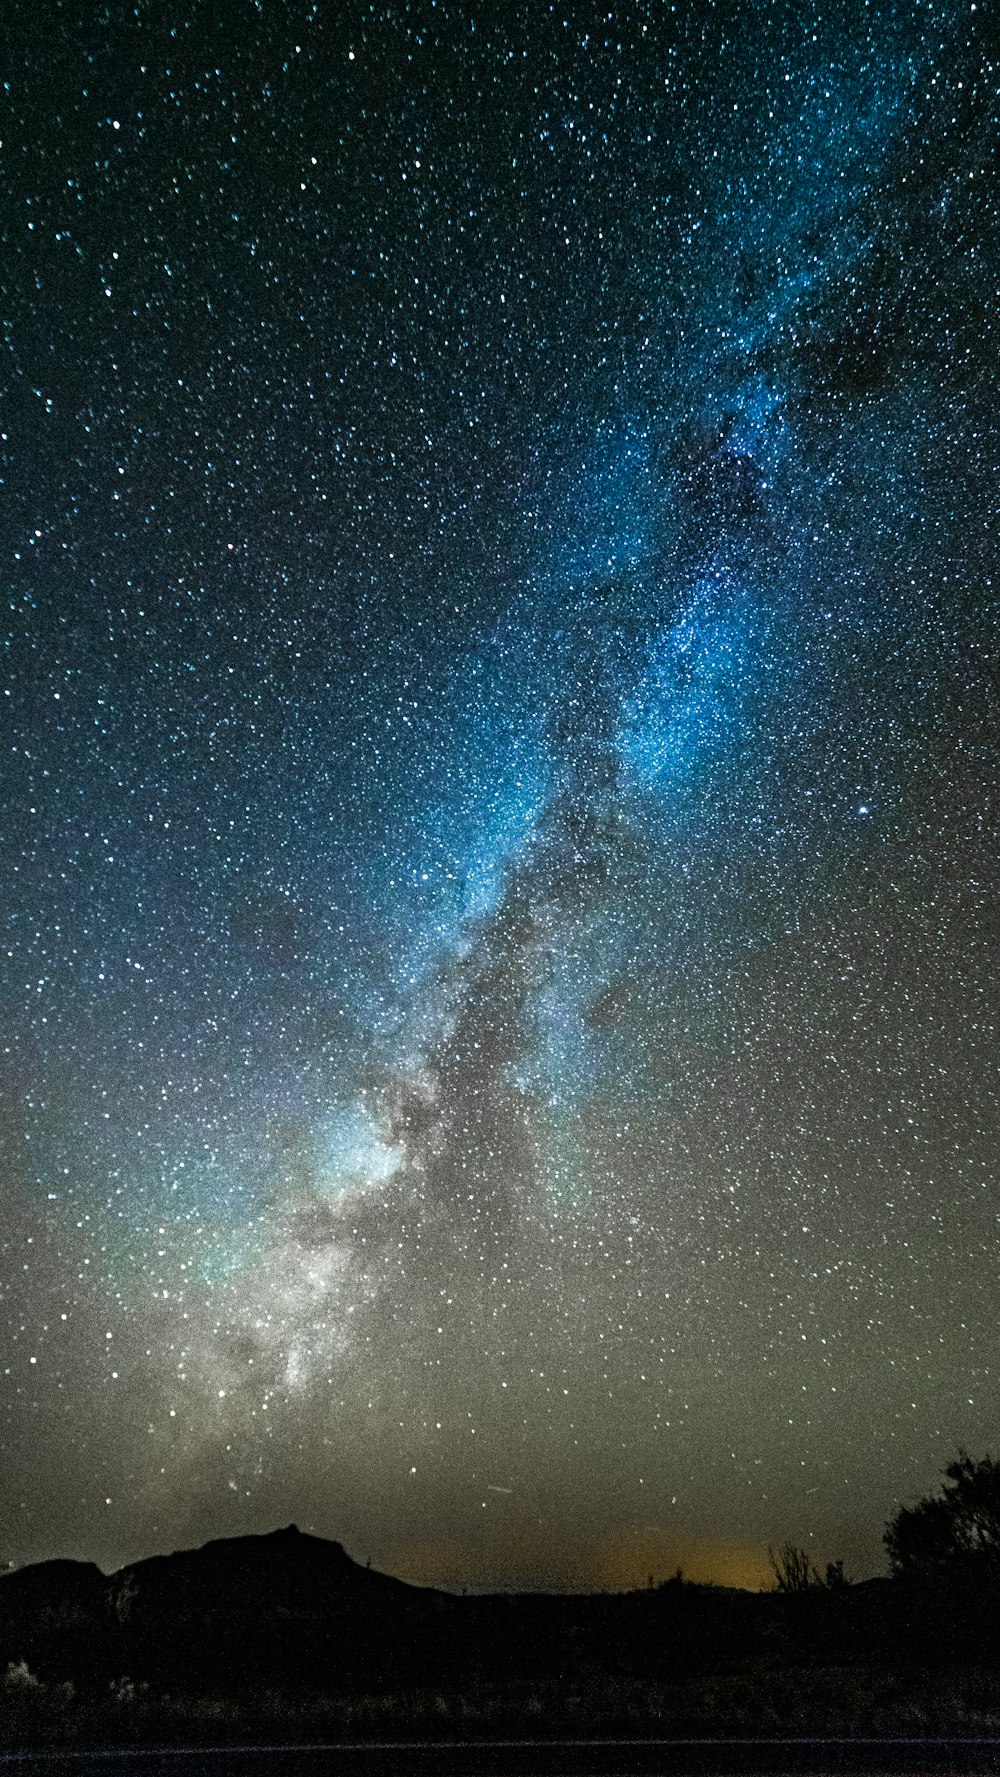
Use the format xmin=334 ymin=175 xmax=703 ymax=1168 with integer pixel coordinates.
xmin=2 ymin=0 xmax=997 ymax=1590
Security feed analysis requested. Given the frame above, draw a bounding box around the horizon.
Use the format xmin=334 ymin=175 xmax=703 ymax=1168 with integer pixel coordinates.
xmin=1 ymin=1514 xmax=876 ymax=1595
xmin=3 ymin=1506 xmax=909 ymax=1592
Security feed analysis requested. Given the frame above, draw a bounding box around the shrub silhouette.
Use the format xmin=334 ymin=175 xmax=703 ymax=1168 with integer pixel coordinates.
xmin=768 ymin=1546 xmax=848 ymax=1593
xmin=768 ymin=1543 xmax=820 ymax=1592
xmin=884 ymin=1451 xmax=1000 ymax=1577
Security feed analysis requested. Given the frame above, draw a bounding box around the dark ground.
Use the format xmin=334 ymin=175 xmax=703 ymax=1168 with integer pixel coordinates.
xmin=2 ymin=1529 xmax=999 ymax=1760
xmin=4 ymin=1738 xmax=1000 ymax=1777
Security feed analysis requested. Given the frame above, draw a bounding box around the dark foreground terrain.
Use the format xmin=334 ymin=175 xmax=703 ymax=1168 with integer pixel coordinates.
xmin=2 ymin=1528 xmax=999 ymax=1759
xmin=3 ymin=1739 xmax=1000 ymax=1777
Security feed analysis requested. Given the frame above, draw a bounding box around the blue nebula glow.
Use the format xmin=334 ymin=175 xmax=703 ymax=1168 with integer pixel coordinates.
xmin=318 ymin=1102 xmax=402 ymax=1197
xmin=544 ymin=425 xmax=662 ymax=591
xmin=619 ymin=575 xmax=756 ymax=795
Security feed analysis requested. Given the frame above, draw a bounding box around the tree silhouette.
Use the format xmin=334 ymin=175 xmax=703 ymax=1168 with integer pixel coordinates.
xmin=884 ymin=1451 xmax=1000 ymax=1577
xmin=768 ymin=1543 xmax=820 ymax=1592
xmin=768 ymin=1546 xmax=849 ymax=1593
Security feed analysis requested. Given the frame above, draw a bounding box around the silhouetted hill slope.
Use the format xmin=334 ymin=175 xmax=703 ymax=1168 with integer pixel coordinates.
xmin=0 ymin=1558 xmax=108 ymax=1625
xmin=114 ymin=1524 xmax=413 ymax=1620
xmin=1 ymin=1529 xmax=997 ymax=1704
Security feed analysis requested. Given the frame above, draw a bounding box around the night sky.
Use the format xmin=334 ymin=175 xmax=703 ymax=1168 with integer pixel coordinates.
xmin=2 ymin=0 xmax=997 ymax=1594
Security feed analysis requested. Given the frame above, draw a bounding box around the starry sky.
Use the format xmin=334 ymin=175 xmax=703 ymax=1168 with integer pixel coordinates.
xmin=2 ymin=0 xmax=997 ymax=1594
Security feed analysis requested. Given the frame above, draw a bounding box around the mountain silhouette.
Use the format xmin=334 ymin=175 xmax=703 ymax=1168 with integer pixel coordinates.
xmin=0 ymin=1528 xmax=767 ymax=1695
xmin=2 ymin=1527 xmax=998 ymax=1748
xmin=2 ymin=1526 xmax=457 ymax=1694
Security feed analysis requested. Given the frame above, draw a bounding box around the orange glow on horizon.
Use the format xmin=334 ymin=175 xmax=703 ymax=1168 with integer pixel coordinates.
xmin=383 ymin=1526 xmax=776 ymax=1594
xmin=590 ymin=1529 xmax=775 ymax=1593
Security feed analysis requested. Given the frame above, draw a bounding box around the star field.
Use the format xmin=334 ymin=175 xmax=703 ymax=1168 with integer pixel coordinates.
xmin=1 ymin=0 xmax=997 ymax=1592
